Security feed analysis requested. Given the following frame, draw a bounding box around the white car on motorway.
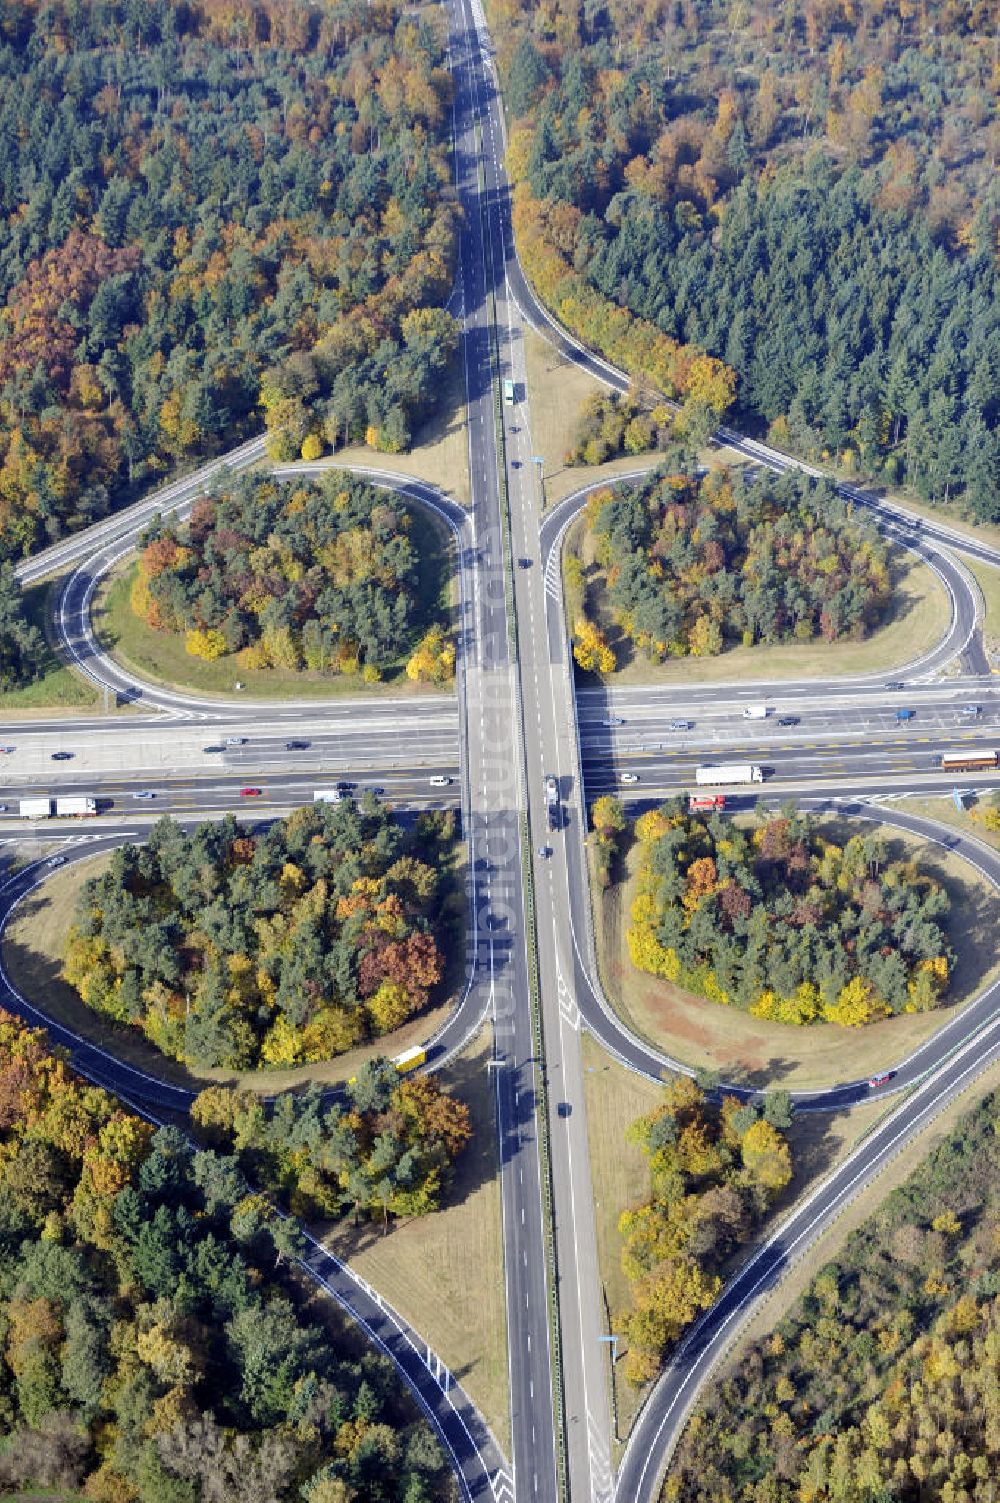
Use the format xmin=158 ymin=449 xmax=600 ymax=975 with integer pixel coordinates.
xmin=621 ymin=772 xmax=640 ymax=784
xmin=429 ymin=775 xmax=452 ymax=787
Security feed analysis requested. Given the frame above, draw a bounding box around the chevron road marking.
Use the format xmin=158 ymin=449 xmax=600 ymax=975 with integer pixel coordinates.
xmin=587 ymin=1408 xmax=614 ymax=1503
xmin=492 ymin=1467 xmax=515 ymax=1503
xmin=557 ymin=966 xmax=580 ymax=1031
xmin=544 ymin=548 xmax=561 ymax=603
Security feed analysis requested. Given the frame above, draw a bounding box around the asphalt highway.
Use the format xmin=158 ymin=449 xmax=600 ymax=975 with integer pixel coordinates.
xmin=2 ymin=0 xmax=1000 ymax=1496
xmin=0 ymin=767 xmax=460 ymax=821
xmin=0 ymin=714 xmax=460 ymax=784
xmin=578 ymin=681 xmax=1000 ymax=728
xmin=442 ymin=4 xmax=561 ymax=1498
xmin=583 ymin=736 xmax=1000 ymax=796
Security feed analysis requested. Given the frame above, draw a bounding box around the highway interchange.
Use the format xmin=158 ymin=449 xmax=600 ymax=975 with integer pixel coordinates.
xmin=2 ymin=0 xmax=1000 ymax=1499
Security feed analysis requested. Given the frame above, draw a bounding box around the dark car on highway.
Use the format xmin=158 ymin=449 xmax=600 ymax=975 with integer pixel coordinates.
xmin=51 ymin=751 xmax=73 ymax=760
xmin=777 ymin=716 xmax=800 ymax=726
xmin=285 ymin=740 xmax=309 ymax=750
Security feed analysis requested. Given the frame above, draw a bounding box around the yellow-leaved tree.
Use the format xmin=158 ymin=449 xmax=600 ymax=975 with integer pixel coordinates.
xmin=741 ymin=1118 xmax=793 ymax=1197
xmin=185 ymin=628 xmax=227 ymax=661
xmin=823 ymin=975 xmax=889 ymax=1027
xmin=406 ymin=624 xmax=455 ymax=683
xmin=573 ymin=616 xmax=616 ymax=673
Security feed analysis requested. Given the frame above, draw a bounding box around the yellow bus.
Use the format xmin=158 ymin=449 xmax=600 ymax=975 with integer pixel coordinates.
xmin=939 ymin=749 xmax=999 ymax=772
xmin=393 ymin=1046 xmax=427 ymax=1075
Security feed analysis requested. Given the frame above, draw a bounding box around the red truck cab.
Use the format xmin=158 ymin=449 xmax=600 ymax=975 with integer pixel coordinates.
xmin=689 ymin=793 xmax=726 ymax=813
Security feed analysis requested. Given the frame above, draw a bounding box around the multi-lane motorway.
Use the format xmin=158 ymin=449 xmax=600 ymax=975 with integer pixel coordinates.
xmin=2 ymin=0 xmax=1000 ymax=1498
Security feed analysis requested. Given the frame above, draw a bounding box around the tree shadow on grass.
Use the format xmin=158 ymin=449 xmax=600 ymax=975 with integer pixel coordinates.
xmin=723 ymin=1057 xmax=803 ymax=1093
xmin=438 ymin=1042 xmax=501 ymax=1211
xmin=318 ymin=1040 xmax=498 ymax=1261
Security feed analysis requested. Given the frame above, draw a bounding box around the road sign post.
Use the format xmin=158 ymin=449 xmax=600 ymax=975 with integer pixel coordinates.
xmin=599 ymin=1333 xmax=621 ymax=1441
xmin=532 ymin=455 xmax=545 ymax=508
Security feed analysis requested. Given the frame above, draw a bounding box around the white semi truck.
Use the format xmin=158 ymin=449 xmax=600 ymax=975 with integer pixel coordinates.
xmin=544 ymin=773 xmax=560 ymax=830
xmin=19 ymin=796 xmax=98 ymax=818
xmin=694 ymin=764 xmax=764 ymax=786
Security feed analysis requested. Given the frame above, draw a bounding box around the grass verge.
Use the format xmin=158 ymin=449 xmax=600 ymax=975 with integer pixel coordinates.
xmin=591 ymin=816 xmax=1000 ymax=1093
xmin=92 ymin=503 xmax=456 ymax=702
xmin=579 ymin=1033 xmax=664 ymax=1445
xmin=967 ymin=555 xmax=1000 ymax=634
xmin=0 ymin=574 xmax=103 ymax=717
xmin=579 ymin=1031 xmax=891 ymax=1450
xmin=522 ymin=331 xmax=737 ymax=510
xmin=318 ymin=1027 xmax=509 ymax=1455
xmin=2 ymin=845 xmax=470 ymax=1097
xmin=331 ymin=345 xmax=471 ymax=506
xmin=967 ymin=555 xmax=1000 ymax=672
xmin=566 ymin=514 xmax=950 ymax=686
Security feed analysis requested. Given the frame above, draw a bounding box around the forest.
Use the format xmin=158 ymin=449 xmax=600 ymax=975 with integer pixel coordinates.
xmin=0 ymin=1010 xmax=453 ymax=1501
xmin=63 ymin=803 xmax=459 ymax=1070
xmin=493 ymin=0 xmax=1000 ymax=520
xmin=666 ymin=1084 xmax=1000 ymax=1503
xmin=131 ymin=470 xmax=446 ymax=678
xmin=618 ymin=1077 xmax=793 ymax=1385
xmin=0 ymin=0 xmax=459 ymax=562
xmin=627 ymin=803 xmax=954 ymax=1025
xmin=574 ymin=462 xmax=890 ymax=666
xmin=192 ymin=1057 xmax=472 ymax=1224
xmin=0 ymin=561 xmax=45 ymax=690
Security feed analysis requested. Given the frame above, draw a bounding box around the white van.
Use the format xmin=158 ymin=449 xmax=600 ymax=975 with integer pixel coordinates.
xmin=742 ymin=705 xmax=769 ymax=720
